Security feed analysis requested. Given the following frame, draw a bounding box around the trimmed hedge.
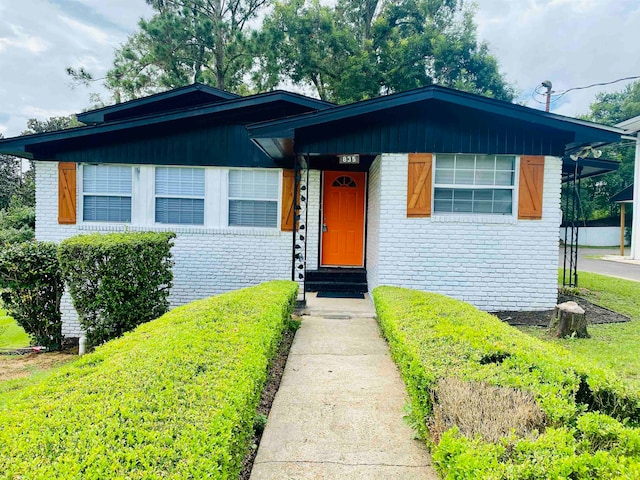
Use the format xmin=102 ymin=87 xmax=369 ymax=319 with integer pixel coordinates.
xmin=373 ymin=286 xmax=640 ymax=479
xmin=0 ymin=241 xmax=63 ymax=350
xmin=58 ymin=232 xmax=175 ymax=347
xmin=0 ymin=280 xmax=298 ymax=479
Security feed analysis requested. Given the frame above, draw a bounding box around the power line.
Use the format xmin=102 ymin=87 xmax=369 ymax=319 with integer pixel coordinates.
xmin=531 ymin=75 xmax=640 ymax=107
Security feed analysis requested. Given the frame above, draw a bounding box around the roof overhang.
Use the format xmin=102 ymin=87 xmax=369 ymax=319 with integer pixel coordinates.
xmin=561 ymin=156 xmax=620 ymax=182
xmin=77 ymin=83 xmax=241 ymax=124
xmin=611 ymin=184 xmax=633 ymax=203
xmin=0 ymin=91 xmax=333 ymax=160
xmin=248 ymin=85 xmax=624 ymax=160
xmin=617 ymin=115 xmax=640 ymax=134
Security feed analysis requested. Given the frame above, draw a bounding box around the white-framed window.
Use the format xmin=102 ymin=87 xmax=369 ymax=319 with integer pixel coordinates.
xmin=82 ymin=164 xmax=132 ymax=222
xmin=155 ymin=167 xmax=205 ymax=225
xmin=433 ymin=154 xmax=516 ymax=215
xmin=228 ymin=169 xmax=279 ymax=228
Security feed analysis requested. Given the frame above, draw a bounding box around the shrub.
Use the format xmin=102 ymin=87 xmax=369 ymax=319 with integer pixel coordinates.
xmin=58 ymin=232 xmax=175 ymax=347
xmin=0 ymin=241 xmax=63 ymax=350
xmin=372 ymin=286 xmax=640 ymax=478
xmin=0 ymin=281 xmax=299 ymax=479
xmin=0 ymin=205 xmax=35 ymax=246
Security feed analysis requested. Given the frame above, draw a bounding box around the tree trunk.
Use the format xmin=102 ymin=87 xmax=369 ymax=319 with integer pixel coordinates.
xmin=549 ymin=301 xmax=589 ymax=338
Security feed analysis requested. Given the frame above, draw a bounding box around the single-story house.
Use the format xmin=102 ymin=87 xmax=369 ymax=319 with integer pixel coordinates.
xmin=0 ymin=83 xmax=624 ymax=336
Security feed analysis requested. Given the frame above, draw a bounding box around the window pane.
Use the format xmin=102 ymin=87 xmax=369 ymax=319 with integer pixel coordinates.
xmin=453 ymin=200 xmax=473 ymax=212
xmin=476 ymin=155 xmax=495 ymax=169
xmin=229 ymin=170 xmax=278 ymax=200
xmin=454 ymin=169 xmax=474 ymax=184
xmin=495 ymin=171 xmax=514 ymax=186
xmin=83 ymin=165 xmax=131 ymax=194
xmin=454 ymin=189 xmax=473 ymax=201
xmin=434 ymin=200 xmax=453 ymax=212
xmin=496 ymin=156 xmax=515 ymax=170
xmin=474 ymin=201 xmax=493 ymax=213
xmin=474 ymin=190 xmax=493 ymax=201
xmin=494 ymin=189 xmax=513 ymax=202
xmin=456 ymin=155 xmax=475 ymax=170
xmin=229 ymin=200 xmax=277 ymax=227
xmin=435 ymin=169 xmax=454 ymax=184
xmin=434 ymin=188 xmax=453 ymax=200
xmin=155 ymin=167 xmax=204 ymax=196
xmin=475 ymin=169 xmax=495 ymax=185
xmin=155 ymin=198 xmax=204 ymax=225
xmin=437 ymin=154 xmax=455 ymax=168
xmin=83 ymin=196 xmax=131 ymax=222
xmin=494 ymin=202 xmax=513 ymax=214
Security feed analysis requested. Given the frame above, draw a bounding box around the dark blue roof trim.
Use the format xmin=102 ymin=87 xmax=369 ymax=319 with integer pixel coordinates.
xmin=248 ymin=85 xmax=624 ymax=156
xmin=76 ymin=83 xmax=241 ymax=124
xmin=0 ymin=90 xmax=334 ymax=160
xmin=611 ymin=184 xmax=633 ymax=203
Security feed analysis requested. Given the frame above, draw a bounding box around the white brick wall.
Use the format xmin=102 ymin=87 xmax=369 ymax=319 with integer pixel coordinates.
xmin=367 ymin=154 xmax=562 ymax=311
xmin=366 ymin=156 xmax=382 ymax=290
xmin=35 ymin=161 xmax=311 ymax=337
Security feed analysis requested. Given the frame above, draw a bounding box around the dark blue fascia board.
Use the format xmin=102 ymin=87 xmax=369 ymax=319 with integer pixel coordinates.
xmin=248 ymin=85 xmax=624 ymax=145
xmin=77 ymin=83 xmax=241 ymax=124
xmin=0 ymin=91 xmax=332 ymax=159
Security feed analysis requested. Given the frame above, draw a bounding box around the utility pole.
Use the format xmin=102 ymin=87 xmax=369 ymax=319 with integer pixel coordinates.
xmin=541 ymin=80 xmax=552 ymax=112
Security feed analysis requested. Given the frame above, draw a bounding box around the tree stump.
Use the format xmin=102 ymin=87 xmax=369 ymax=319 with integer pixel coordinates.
xmin=549 ymin=301 xmax=589 ymax=338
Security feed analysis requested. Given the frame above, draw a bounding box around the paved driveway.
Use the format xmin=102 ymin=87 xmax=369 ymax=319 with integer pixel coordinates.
xmin=558 ymin=247 xmax=640 ymax=282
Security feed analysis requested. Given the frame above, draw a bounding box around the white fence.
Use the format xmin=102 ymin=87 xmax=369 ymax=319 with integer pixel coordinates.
xmin=560 ymin=226 xmax=627 ymax=247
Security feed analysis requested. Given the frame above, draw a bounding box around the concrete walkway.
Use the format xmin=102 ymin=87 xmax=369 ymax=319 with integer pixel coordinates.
xmin=559 ymin=247 xmax=640 ymax=282
xmin=250 ymin=294 xmax=437 ymax=480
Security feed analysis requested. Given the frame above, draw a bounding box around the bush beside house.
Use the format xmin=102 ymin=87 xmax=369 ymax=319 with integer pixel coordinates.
xmin=0 ymin=241 xmax=63 ymax=350
xmin=373 ymin=286 xmax=640 ymax=479
xmin=58 ymin=232 xmax=176 ymax=347
xmin=0 ymin=281 xmax=298 ymax=479
xmin=0 ymin=205 xmax=35 ymax=246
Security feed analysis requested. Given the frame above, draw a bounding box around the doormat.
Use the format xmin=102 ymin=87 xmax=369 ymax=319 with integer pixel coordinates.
xmin=316 ymin=291 xmax=365 ymax=299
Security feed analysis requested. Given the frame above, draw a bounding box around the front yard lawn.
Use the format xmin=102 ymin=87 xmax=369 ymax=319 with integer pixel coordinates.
xmin=0 ymin=309 xmax=30 ymax=349
xmin=520 ymin=271 xmax=640 ymax=389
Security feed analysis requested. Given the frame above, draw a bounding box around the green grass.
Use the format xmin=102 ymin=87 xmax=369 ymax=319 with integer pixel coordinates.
xmin=521 ymin=271 xmax=640 ymax=389
xmin=0 ymin=309 xmax=30 ymax=348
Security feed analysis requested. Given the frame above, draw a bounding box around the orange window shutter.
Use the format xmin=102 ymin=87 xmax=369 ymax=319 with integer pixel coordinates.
xmin=407 ymin=153 xmax=433 ymax=217
xmin=518 ymin=156 xmax=545 ymax=220
xmin=281 ymin=169 xmax=295 ymax=231
xmin=58 ymin=162 xmax=77 ymax=224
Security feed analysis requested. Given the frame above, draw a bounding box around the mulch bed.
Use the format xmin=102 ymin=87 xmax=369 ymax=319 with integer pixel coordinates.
xmin=492 ymin=294 xmax=630 ymax=327
xmin=239 ymin=318 xmax=298 ymax=480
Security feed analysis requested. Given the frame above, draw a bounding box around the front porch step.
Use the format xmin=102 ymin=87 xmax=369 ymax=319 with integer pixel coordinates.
xmin=305 ymin=268 xmax=368 ymax=293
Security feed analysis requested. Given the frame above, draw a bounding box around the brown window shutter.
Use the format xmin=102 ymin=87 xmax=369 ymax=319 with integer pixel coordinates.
xmin=518 ymin=156 xmax=545 ymax=220
xmin=407 ymin=153 xmax=433 ymax=217
xmin=58 ymin=162 xmax=77 ymax=224
xmin=281 ymin=169 xmax=295 ymax=231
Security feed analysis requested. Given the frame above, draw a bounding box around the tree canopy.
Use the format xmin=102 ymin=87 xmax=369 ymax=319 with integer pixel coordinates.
xmin=254 ymin=0 xmax=514 ymax=103
xmin=69 ymin=0 xmax=514 ymax=104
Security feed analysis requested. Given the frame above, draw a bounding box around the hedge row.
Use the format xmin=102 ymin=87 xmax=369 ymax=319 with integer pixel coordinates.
xmin=0 ymin=280 xmax=299 ymax=479
xmin=0 ymin=241 xmax=63 ymax=349
xmin=372 ymin=286 xmax=640 ymax=479
xmin=59 ymin=232 xmax=176 ymax=347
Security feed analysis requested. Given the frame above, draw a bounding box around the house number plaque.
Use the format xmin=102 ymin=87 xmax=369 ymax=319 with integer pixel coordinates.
xmin=338 ymin=154 xmax=360 ymax=165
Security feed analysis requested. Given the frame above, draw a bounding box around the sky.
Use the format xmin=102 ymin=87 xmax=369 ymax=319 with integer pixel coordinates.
xmin=0 ymin=0 xmax=639 ymax=138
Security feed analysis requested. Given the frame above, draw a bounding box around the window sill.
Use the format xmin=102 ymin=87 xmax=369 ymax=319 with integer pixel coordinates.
xmin=430 ymin=214 xmax=517 ymax=225
xmin=77 ymin=223 xmax=283 ymax=236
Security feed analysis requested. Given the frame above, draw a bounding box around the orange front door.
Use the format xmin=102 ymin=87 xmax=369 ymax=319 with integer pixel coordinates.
xmin=321 ymin=171 xmax=366 ymax=266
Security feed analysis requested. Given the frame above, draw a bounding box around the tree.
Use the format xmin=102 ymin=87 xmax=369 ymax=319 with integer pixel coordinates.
xmin=0 ymin=134 xmax=22 ymax=210
xmin=576 ymin=81 xmax=640 ymax=221
xmin=254 ymin=0 xmax=515 ymax=103
xmin=70 ymin=0 xmax=268 ymax=101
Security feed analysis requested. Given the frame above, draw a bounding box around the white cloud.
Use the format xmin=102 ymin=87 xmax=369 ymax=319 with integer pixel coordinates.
xmin=475 ymin=0 xmax=640 ymax=117
xmin=57 ymin=14 xmax=110 ymax=45
xmin=0 ymin=23 xmax=49 ymax=53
